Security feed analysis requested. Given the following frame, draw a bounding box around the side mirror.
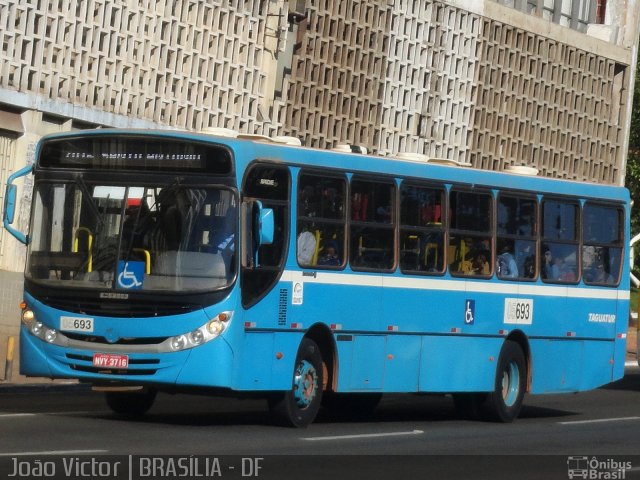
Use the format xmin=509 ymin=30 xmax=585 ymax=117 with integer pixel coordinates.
xmin=3 ymin=164 xmax=32 ymax=244
xmin=241 ymin=199 xmax=275 ymax=269
xmin=257 ymin=203 xmax=274 ymax=246
xmin=4 ymin=184 xmax=16 ymax=224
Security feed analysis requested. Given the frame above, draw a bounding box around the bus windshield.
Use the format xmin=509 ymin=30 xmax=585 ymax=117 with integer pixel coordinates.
xmin=26 ymin=180 xmax=237 ymax=293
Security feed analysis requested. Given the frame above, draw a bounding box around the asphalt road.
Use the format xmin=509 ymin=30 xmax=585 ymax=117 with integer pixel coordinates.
xmin=2 ymin=368 xmax=640 ymax=479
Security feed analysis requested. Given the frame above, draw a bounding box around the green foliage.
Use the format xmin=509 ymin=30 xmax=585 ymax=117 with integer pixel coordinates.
xmin=628 ymin=44 xmax=640 ymax=236
xmin=627 ymin=42 xmax=640 ymax=278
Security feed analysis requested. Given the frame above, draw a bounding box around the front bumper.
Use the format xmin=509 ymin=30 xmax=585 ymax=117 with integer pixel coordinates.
xmin=19 ymin=326 xmax=235 ymax=388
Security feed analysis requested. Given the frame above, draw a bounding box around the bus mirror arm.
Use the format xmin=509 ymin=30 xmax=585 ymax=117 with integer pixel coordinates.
xmin=3 ymin=165 xmax=33 ymax=245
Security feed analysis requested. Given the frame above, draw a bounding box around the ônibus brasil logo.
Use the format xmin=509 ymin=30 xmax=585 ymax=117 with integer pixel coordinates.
xmin=567 ymin=456 xmax=632 ymax=479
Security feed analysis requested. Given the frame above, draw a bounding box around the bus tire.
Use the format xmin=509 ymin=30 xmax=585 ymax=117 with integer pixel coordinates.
xmin=322 ymin=392 xmax=383 ymax=419
xmin=486 ymin=340 xmax=526 ymax=423
xmin=268 ymin=338 xmax=323 ymax=428
xmin=105 ymin=389 xmax=157 ymax=417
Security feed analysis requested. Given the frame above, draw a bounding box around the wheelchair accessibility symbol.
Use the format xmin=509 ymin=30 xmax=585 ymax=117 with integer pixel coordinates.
xmin=117 ymin=261 xmax=145 ymax=290
xmin=464 ymin=299 xmax=475 ymax=325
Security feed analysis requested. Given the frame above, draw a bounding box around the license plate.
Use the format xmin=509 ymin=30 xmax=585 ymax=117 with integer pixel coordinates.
xmin=92 ymin=353 xmax=129 ymax=369
xmin=60 ymin=316 xmax=94 ymax=333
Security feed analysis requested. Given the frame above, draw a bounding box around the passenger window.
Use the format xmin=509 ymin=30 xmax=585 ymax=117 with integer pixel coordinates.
xmin=541 ymin=200 xmax=579 ymax=283
xmin=448 ymin=190 xmax=492 ymax=277
xmin=582 ymin=203 xmax=623 ymax=286
xmin=496 ymin=195 xmax=537 ymax=280
xmin=350 ymin=178 xmax=395 ymax=271
xmin=399 ymin=184 xmax=445 ymax=274
xmin=296 ymin=173 xmax=346 ymax=268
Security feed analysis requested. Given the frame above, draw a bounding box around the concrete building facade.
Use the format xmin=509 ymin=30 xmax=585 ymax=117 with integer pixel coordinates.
xmin=0 ymin=0 xmax=638 ymax=278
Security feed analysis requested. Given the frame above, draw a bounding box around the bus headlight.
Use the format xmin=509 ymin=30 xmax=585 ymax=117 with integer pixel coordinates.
xmin=189 ymin=329 xmax=204 ymax=345
xmin=22 ymin=309 xmax=35 ymax=325
xmin=171 ymin=335 xmax=186 ymax=351
xmin=44 ymin=329 xmax=58 ymax=344
xmin=23 ymin=313 xmax=63 ymax=346
xmin=165 ymin=311 xmax=232 ymax=352
xmin=31 ymin=321 xmax=44 ymax=336
xmin=207 ymin=320 xmax=224 ymax=336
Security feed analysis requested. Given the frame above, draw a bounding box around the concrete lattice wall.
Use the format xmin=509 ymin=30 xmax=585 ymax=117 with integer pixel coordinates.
xmin=280 ymin=0 xmax=635 ymax=185
xmin=470 ymin=16 xmax=628 ymax=182
xmin=0 ymin=0 xmax=274 ymax=133
xmin=0 ymin=0 xmax=638 ymax=276
xmin=0 ymin=0 xmax=636 ymax=184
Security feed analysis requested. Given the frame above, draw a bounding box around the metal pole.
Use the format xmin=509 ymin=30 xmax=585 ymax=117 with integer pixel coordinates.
xmin=637 ymin=290 xmax=640 ymax=367
xmin=4 ymin=336 xmax=15 ymax=382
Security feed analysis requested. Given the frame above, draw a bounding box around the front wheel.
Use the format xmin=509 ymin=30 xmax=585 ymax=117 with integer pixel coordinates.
xmin=268 ymin=338 xmax=323 ymax=428
xmin=486 ymin=340 xmax=527 ymax=422
xmin=105 ymin=389 xmax=157 ymax=417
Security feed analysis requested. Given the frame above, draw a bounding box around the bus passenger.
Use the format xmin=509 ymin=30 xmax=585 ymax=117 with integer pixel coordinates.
xmin=559 ymin=259 xmax=577 ymax=282
xmin=317 ymin=241 xmax=340 ymax=266
xmin=497 ymin=245 xmax=518 ymax=278
xmin=542 ymin=249 xmax=560 ymax=280
xmin=297 ymin=230 xmax=316 ymax=266
xmin=472 ymin=251 xmax=489 ymax=275
xmin=593 ymin=262 xmax=614 ymax=284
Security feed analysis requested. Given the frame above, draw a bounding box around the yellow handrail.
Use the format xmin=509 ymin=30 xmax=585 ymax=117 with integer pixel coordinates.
xmin=425 ymin=242 xmax=439 ymax=268
xmin=311 ymin=230 xmax=322 ymax=266
xmin=133 ymin=248 xmax=151 ymax=274
xmin=73 ymin=227 xmax=93 ymax=272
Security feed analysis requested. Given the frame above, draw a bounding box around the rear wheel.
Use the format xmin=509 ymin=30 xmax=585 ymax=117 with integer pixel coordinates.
xmin=486 ymin=340 xmax=526 ymax=422
xmin=268 ymin=338 xmax=323 ymax=428
xmin=104 ymin=389 xmax=157 ymax=417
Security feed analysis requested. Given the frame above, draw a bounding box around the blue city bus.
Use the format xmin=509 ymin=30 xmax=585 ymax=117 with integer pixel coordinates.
xmin=3 ymin=129 xmax=630 ymax=427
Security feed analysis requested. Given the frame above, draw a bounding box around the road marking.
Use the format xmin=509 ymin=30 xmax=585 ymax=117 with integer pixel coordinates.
xmin=44 ymin=411 xmax=95 ymax=416
xmin=0 ymin=450 xmax=108 ymax=457
xmin=0 ymin=411 xmax=95 ymax=418
xmin=302 ymin=430 xmax=424 ymax=441
xmin=559 ymin=416 xmax=640 ymax=425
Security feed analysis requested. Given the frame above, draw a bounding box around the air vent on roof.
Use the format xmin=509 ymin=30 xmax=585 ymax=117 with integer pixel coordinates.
xmin=237 ymin=133 xmax=302 ymax=146
xmin=272 ymin=136 xmax=302 ymax=146
xmin=394 ymin=152 xmax=429 ymax=162
xmin=426 ymin=158 xmax=472 ymax=167
xmin=200 ymin=129 xmax=302 ymax=146
xmin=393 ymin=153 xmax=471 ymax=167
xmin=201 ymin=127 xmax=239 ymax=137
xmin=505 ymin=165 xmax=539 ymax=176
xmin=331 ymin=144 xmax=368 ymax=154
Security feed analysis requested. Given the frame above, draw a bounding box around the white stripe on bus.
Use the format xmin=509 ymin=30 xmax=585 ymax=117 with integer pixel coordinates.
xmin=281 ymin=270 xmax=629 ymax=301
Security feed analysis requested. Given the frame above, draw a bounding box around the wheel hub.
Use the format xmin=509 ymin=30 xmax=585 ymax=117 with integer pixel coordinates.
xmin=501 ymin=361 xmax=520 ymax=407
xmin=293 ymin=359 xmax=318 ymax=409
